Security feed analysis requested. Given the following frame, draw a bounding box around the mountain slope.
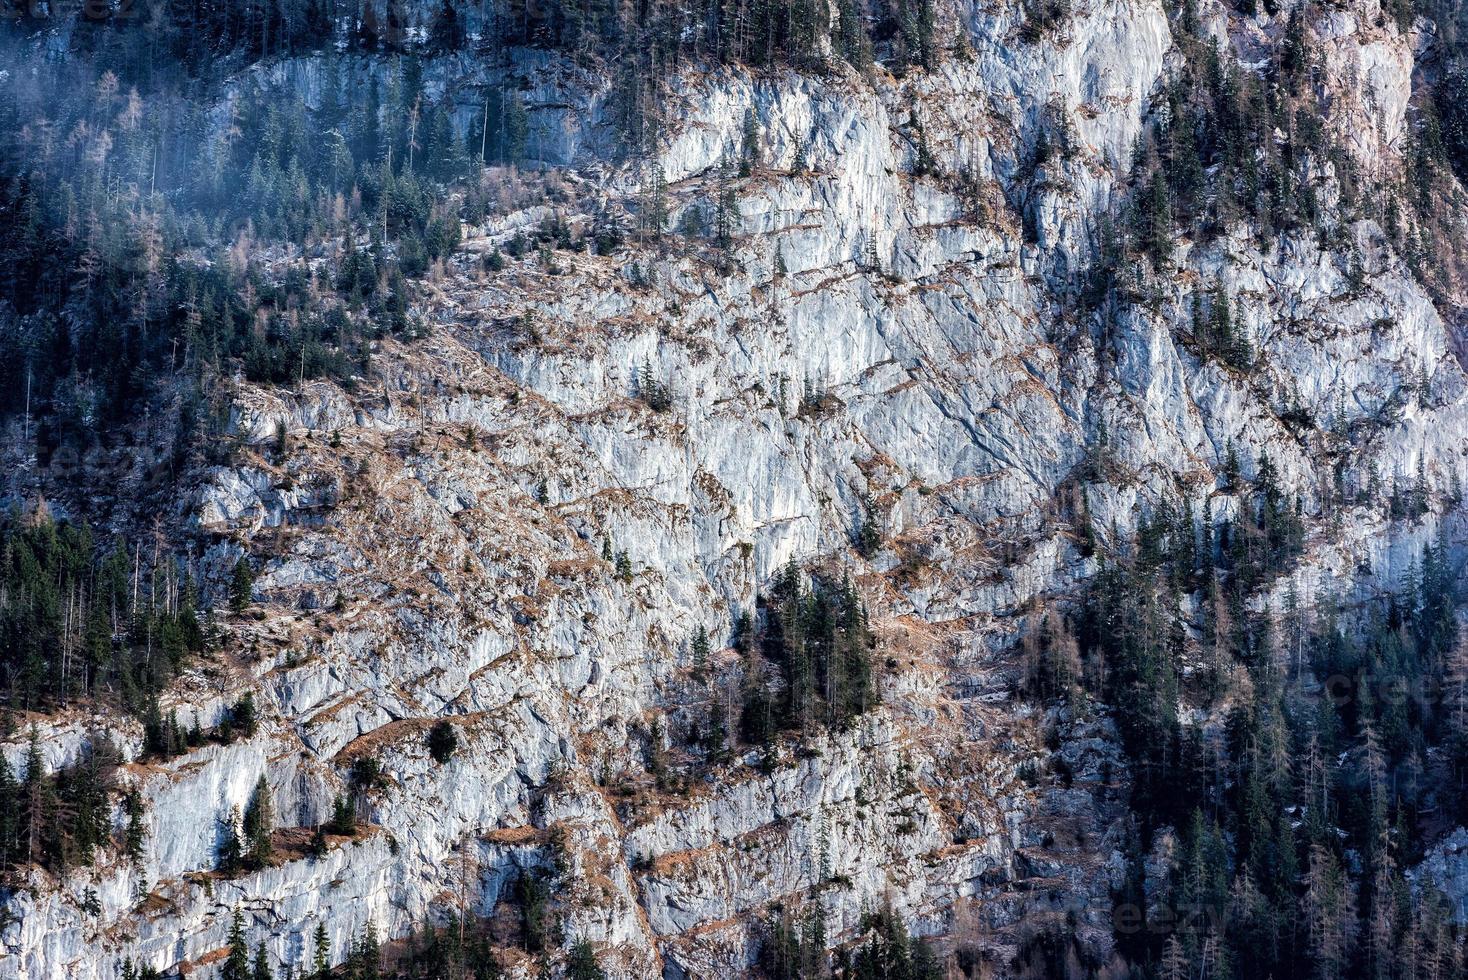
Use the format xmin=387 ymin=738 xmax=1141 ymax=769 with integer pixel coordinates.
xmin=5 ymin=0 xmax=1468 ymax=977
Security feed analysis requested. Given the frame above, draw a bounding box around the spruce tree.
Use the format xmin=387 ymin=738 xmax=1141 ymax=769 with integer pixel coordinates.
xmin=351 ymin=923 xmax=381 ymax=980
xmin=230 ymin=558 xmax=255 ymax=614
xmin=328 ymin=793 xmax=356 ymax=835
xmin=219 ymin=806 xmax=244 ymax=873
xmin=243 ymin=775 xmax=274 ymax=868
xmin=691 ymin=625 xmax=711 ymax=679
xmin=567 ymin=940 xmax=607 ymax=980
xmin=715 ymin=183 xmax=739 ymax=250
xmin=740 ymin=109 xmax=760 ymax=176
xmin=0 ymin=753 xmax=15 ymax=872
xmin=221 ymin=908 xmax=252 ymax=980
xmin=252 ymin=942 xmax=274 ymax=980
xmin=123 ymin=788 xmax=146 ymax=864
xmin=312 ymin=922 xmax=331 ymax=980
xmin=427 ymin=720 xmax=459 ymax=763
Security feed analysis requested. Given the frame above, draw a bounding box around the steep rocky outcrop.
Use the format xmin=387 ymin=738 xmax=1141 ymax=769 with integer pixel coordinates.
xmin=6 ymin=0 xmax=1468 ymax=976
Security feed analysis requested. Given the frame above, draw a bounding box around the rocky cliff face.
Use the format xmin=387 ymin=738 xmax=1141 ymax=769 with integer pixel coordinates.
xmin=6 ymin=0 xmax=1468 ymax=976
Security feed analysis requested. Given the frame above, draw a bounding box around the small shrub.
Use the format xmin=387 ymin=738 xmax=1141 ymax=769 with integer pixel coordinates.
xmin=427 ymin=720 xmax=459 ymax=764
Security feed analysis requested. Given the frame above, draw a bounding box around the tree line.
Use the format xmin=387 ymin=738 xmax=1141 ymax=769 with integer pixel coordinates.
xmin=1021 ymin=472 xmax=1468 ymax=978
xmin=737 ymin=562 xmax=878 ymax=747
xmin=0 ymin=39 xmax=481 ymax=467
xmin=0 ymin=727 xmax=138 ymax=883
xmin=0 ymin=508 xmax=205 ymax=711
xmin=1080 ymin=0 xmax=1468 ymax=315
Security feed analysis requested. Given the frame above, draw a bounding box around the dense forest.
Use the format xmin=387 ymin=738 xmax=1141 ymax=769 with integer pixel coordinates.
xmin=740 ymin=563 xmax=879 ymax=743
xmin=0 ymin=36 xmax=464 ymax=464
xmin=0 ymin=727 xmax=131 ymax=884
xmin=0 ymin=508 xmax=205 ymax=710
xmin=0 ymin=0 xmax=930 ymax=466
xmin=1012 ymin=464 xmax=1468 ymax=979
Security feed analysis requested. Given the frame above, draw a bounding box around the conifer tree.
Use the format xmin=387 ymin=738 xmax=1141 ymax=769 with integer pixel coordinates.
xmin=0 ymin=753 xmax=16 ymax=873
xmin=740 ymin=109 xmax=761 ymax=176
xmin=715 ymin=182 xmax=739 ymax=250
xmin=20 ymin=728 xmax=47 ymax=868
xmin=219 ymin=805 xmax=245 ymax=873
xmin=252 ymin=941 xmax=274 ymax=980
xmin=328 ymin=793 xmax=356 ymax=835
xmin=351 ymin=922 xmax=381 ymax=980
xmin=691 ymin=625 xmax=711 ymax=679
xmin=222 ymin=908 xmax=252 ymax=980
xmin=312 ymin=922 xmax=331 ymax=980
xmin=427 ymin=720 xmax=459 ymax=763
xmin=230 ymin=558 xmax=255 ymax=613
xmin=567 ymin=939 xmax=607 ymax=980
xmin=243 ymin=775 xmax=274 ymax=868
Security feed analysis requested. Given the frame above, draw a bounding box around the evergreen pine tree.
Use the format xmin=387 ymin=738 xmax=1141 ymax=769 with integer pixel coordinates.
xmin=243 ymin=775 xmax=274 ymax=868
xmin=691 ymin=625 xmax=711 ymax=679
xmin=221 ymin=908 xmax=252 ymax=980
xmin=312 ymin=922 xmax=331 ymax=980
xmin=252 ymin=941 xmax=274 ymax=980
xmin=567 ymin=939 xmax=607 ymax=980
xmin=230 ymin=558 xmax=255 ymax=614
xmin=219 ymin=805 xmax=244 ymax=873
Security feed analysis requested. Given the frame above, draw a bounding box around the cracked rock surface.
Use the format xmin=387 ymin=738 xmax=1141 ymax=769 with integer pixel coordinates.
xmin=8 ymin=0 xmax=1468 ymax=976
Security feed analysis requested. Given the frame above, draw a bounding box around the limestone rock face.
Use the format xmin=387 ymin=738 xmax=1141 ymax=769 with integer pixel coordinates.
xmin=7 ymin=0 xmax=1468 ymax=977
